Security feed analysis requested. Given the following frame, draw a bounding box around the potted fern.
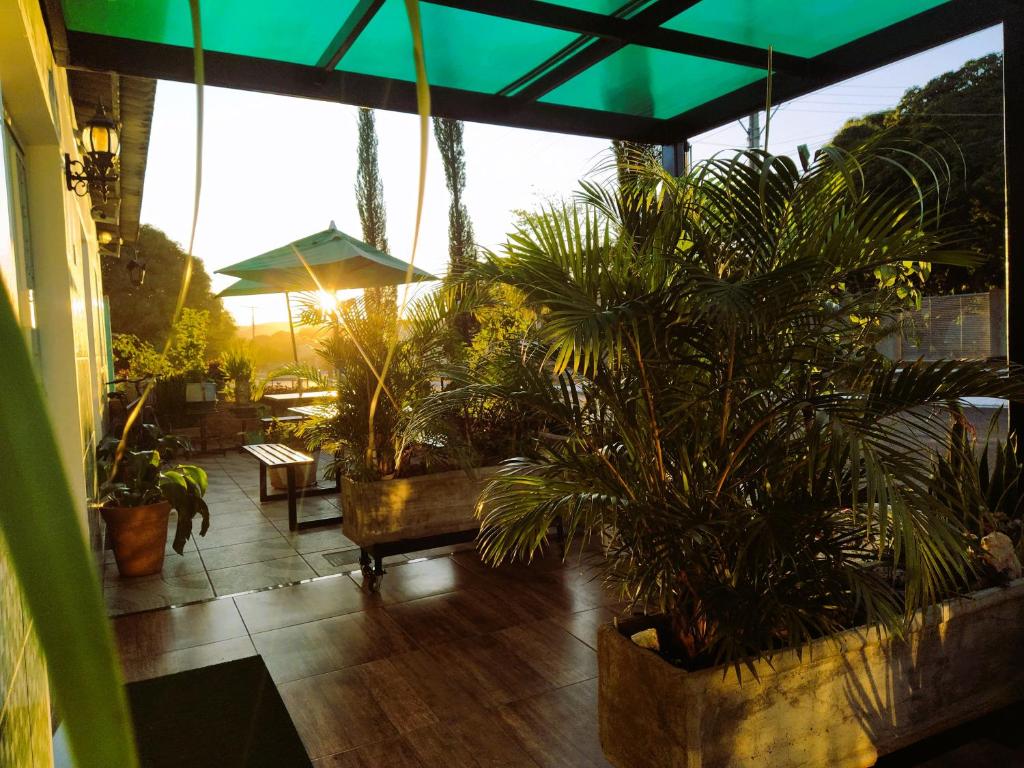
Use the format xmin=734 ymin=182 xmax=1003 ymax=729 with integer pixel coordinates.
xmin=99 ymin=443 xmax=210 ymax=577
xmin=467 ymin=148 xmax=1024 ymax=767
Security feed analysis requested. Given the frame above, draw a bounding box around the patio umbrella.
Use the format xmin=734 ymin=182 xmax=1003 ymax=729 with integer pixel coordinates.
xmin=216 ymin=222 xmax=436 ymax=364
xmin=216 ymin=220 xmax=436 ymax=291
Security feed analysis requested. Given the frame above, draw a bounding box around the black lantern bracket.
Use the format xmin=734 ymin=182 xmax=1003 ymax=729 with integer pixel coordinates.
xmin=64 ymin=151 xmax=118 ymax=202
xmin=65 ymin=102 xmax=120 ymax=202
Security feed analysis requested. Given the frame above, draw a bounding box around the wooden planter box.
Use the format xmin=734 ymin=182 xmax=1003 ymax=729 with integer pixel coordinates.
xmin=598 ymin=579 xmax=1024 ymax=768
xmin=341 ymin=466 xmax=500 ymax=547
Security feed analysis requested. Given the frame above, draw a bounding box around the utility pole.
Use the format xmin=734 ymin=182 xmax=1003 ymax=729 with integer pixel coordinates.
xmin=742 ymin=111 xmax=762 ymax=150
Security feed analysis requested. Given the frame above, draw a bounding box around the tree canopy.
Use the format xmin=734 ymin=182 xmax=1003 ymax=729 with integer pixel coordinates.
xmin=831 ymin=53 xmax=1004 ymax=294
xmin=101 ymin=224 xmax=236 ymax=357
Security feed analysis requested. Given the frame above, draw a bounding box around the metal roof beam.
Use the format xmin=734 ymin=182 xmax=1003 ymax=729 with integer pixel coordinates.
xmin=64 ymin=31 xmax=678 ymax=143
xmin=316 ymin=0 xmax=385 ymax=70
xmin=434 ymin=0 xmax=810 ymax=86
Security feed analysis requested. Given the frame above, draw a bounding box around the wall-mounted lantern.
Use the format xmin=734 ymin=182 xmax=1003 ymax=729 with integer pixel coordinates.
xmin=126 ymin=254 xmax=146 ymax=287
xmin=65 ymin=103 xmax=120 ymax=202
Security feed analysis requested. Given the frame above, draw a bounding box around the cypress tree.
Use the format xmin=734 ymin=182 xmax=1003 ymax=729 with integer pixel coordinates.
xmin=355 ymin=107 xmax=395 ymax=315
xmin=433 ymin=117 xmax=476 ymax=276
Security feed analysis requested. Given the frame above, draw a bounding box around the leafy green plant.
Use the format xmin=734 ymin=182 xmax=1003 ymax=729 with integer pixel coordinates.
xmin=112 ymin=332 xmax=172 ymax=379
xmin=222 ymin=344 xmax=255 ymax=382
xmin=403 ymin=282 xmax=547 ymax=470
xmin=98 ymin=444 xmax=210 ymax=554
xmin=286 ymin=292 xmax=451 ymax=480
xmin=931 ymin=410 xmax=1023 ymax=543
xmin=467 ymin=147 xmax=1024 ymax=669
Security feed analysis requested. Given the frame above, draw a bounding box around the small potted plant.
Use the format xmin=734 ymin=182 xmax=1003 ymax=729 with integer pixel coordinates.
xmin=99 ymin=445 xmax=210 ymax=577
xmin=222 ymin=346 xmax=255 ymax=404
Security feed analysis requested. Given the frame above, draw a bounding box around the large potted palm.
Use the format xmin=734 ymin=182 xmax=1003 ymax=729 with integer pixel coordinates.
xmin=466 ymin=148 xmax=1024 ymax=768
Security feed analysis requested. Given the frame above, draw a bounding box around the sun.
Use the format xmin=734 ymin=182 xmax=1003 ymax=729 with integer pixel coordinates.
xmin=317 ymin=290 xmax=338 ymax=313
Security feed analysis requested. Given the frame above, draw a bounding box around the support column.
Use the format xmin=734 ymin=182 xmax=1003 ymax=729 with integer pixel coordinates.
xmin=662 ymin=140 xmax=690 ymax=176
xmin=1004 ymin=16 xmax=1024 ymax=439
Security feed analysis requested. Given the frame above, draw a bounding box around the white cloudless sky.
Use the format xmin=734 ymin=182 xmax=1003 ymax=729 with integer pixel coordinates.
xmin=138 ymin=26 xmax=1004 ymax=327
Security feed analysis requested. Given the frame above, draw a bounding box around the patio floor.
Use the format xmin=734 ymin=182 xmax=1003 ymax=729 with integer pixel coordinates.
xmin=103 ymin=453 xmax=1024 ymax=767
xmin=103 ymin=451 xmax=409 ymax=615
xmin=111 ymin=534 xmax=618 ymax=765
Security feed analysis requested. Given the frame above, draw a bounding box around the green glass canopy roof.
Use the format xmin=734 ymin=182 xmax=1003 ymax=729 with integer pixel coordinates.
xmin=49 ymin=0 xmax=1005 ymax=143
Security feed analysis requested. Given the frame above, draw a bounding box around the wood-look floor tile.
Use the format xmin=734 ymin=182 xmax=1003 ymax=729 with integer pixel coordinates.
xmin=499 ymin=679 xmax=611 ymax=768
xmin=278 ymin=659 xmax=435 ymax=760
xmin=384 ymin=648 xmax=487 ymax=725
xmin=119 ymin=635 xmax=257 ymax=683
xmin=354 ymin=557 xmax=483 ymax=606
xmin=424 ymin=633 xmax=551 ymax=708
xmin=550 ymin=607 xmax=618 ymax=651
xmin=253 ymin=609 xmax=415 ymax=683
xmin=279 ymin=670 xmax=398 ymax=759
xmin=383 ymin=587 xmax=527 ymax=647
xmin=234 ymin=576 xmax=378 ymax=634
xmin=494 ymin=619 xmax=598 ymax=688
xmin=402 ymin=710 xmax=541 ymax=768
xmin=313 ymin=737 xmax=424 ymax=767
xmin=113 ymin=598 xmax=247 ymax=658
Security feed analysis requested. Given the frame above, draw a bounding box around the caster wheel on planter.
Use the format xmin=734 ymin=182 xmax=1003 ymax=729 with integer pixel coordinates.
xmin=361 ymin=564 xmax=380 ymax=593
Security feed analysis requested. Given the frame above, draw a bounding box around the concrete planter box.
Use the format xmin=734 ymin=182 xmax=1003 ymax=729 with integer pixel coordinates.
xmin=341 ymin=466 xmax=500 ymax=546
xmin=599 ymin=579 xmax=1024 ymax=768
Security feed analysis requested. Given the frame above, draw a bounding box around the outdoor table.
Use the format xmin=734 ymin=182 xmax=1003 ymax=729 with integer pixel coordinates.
xmin=263 ymin=390 xmax=337 ymax=416
xmin=286 ymin=403 xmax=339 ymax=420
xmin=242 ymin=443 xmax=341 ymax=531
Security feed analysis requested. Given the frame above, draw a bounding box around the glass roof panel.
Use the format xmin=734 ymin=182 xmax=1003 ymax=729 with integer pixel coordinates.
xmin=540 ymin=45 xmax=764 ymax=119
xmin=663 ymin=0 xmax=951 ymax=57
xmin=338 ymin=1 xmax=579 ymax=94
xmin=61 ymin=0 xmax=356 ymax=66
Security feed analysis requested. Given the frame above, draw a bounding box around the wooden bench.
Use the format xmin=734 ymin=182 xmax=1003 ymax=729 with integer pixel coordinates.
xmin=242 ymin=443 xmax=341 ymax=531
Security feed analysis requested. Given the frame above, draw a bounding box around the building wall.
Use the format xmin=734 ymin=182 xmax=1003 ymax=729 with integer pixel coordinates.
xmin=0 ymin=0 xmax=114 ymax=764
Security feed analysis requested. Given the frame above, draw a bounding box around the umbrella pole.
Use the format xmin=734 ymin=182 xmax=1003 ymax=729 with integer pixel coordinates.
xmin=284 ymin=292 xmax=302 ymax=392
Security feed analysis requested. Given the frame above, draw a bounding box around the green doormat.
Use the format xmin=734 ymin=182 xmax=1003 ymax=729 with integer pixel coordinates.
xmin=126 ymin=656 xmax=311 ymax=767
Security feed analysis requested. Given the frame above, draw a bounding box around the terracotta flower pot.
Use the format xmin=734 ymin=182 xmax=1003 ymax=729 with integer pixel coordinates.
xmin=101 ymin=500 xmax=172 ymax=577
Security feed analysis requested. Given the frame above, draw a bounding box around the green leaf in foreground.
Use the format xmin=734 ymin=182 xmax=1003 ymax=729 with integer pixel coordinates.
xmin=0 ymin=289 xmax=137 ymax=766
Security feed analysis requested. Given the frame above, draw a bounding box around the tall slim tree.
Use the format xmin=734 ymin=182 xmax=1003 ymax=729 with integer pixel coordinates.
xmin=433 ymin=117 xmax=476 ymax=275
xmin=355 ymin=107 xmax=395 ymax=315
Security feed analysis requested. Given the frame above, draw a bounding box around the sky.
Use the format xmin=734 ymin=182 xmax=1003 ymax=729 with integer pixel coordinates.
xmin=138 ymin=25 xmax=1004 ymax=328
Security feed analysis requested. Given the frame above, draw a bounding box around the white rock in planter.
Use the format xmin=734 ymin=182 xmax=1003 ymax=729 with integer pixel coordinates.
xmin=981 ymin=531 xmax=1022 ymax=579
